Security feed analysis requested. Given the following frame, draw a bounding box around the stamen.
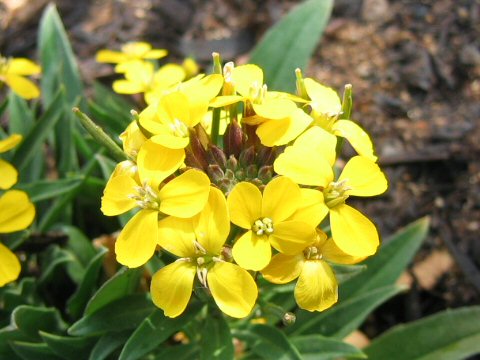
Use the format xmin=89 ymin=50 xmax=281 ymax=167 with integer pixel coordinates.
xmin=252 ymin=217 xmax=274 ymax=236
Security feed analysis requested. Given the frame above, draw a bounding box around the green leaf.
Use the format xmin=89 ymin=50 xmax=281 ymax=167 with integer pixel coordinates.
xmin=249 ymin=0 xmax=333 ymax=92
xmin=11 ymin=88 xmax=64 ymax=172
xmin=85 ymin=267 xmax=142 ymax=316
xmin=287 ymin=285 xmax=405 ymax=338
xmin=38 ymin=3 xmax=83 ymax=107
xmin=67 ymin=248 xmax=108 ymax=318
xmin=0 ymin=327 xmax=28 ymax=360
xmin=16 ymin=176 xmax=84 ymax=203
xmin=291 ymin=334 xmax=365 ymax=359
xmin=89 ymin=331 xmax=132 ymax=360
xmin=8 ymin=92 xmax=34 ymax=135
xmin=365 ymin=306 xmax=480 ymax=360
xmin=331 ymin=263 xmax=366 ymax=284
xmin=2 ymin=278 xmax=40 ymax=311
xmin=11 ymin=306 xmax=67 ymax=340
xmin=68 ymin=294 xmax=154 ymax=336
xmin=38 ymin=245 xmax=75 ymax=284
xmin=40 ymin=332 xmax=97 ymax=360
xmin=10 ymin=342 xmax=63 ymax=360
xmin=153 ymin=344 xmax=200 ymax=360
xmin=341 ymin=217 xmax=430 ymax=299
xmin=200 ymin=307 xmax=234 ymax=360
xmin=119 ymin=301 xmax=203 ymax=360
xmin=241 ymin=324 xmax=302 ymax=360
xmin=62 ymin=226 xmax=98 ymax=270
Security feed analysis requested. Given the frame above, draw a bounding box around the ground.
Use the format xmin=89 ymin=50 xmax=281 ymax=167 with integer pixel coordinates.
xmin=1 ymin=0 xmax=479 ymax=345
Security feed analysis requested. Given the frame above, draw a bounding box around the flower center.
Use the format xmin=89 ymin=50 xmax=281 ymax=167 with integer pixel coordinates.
xmin=249 ymin=82 xmax=267 ymax=105
xmin=323 ymin=179 xmax=352 ymax=208
xmin=129 ymin=182 xmax=160 ymax=210
xmin=170 ymin=118 xmax=189 ymax=138
xmin=303 ymin=245 xmax=323 ymax=260
xmin=252 ymin=217 xmax=274 ymax=236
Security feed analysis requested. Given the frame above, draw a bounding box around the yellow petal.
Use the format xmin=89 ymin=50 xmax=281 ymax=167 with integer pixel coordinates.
xmin=194 ymin=187 xmax=229 ymax=255
xmin=261 ymin=253 xmax=304 ymax=284
xmin=7 ymin=58 xmax=41 ymax=75
xmin=151 ymin=261 xmax=196 ymax=318
xmin=150 ymin=133 xmax=190 ymax=150
xmin=5 ymin=74 xmax=40 ymax=99
xmin=101 ymin=175 xmax=138 ymax=216
xmin=232 ymin=64 xmax=263 ymax=98
xmin=137 ymin=140 xmax=185 ymax=188
xmin=181 ymin=74 xmax=224 ymax=104
xmin=115 ymin=209 xmax=158 ymax=267
xmin=274 ymin=144 xmax=333 ymax=187
xmin=112 ymin=79 xmax=145 ymax=94
xmin=208 ymin=262 xmax=258 ymax=318
xmin=158 ymin=216 xmax=196 ymax=257
xmin=289 ymin=188 xmax=329 ymax=227
xmin=209 ymin=95 xmax=244 ymax=108
xmin=321 ymin=237 xmax=365 ymax=265
xmin=253 ymin=98 xmax=297 ymax=120
xmin=338 ymin=156 xmax=388 ymax=197
xmin=122 ymin=42 xmax=151 ymax=56
xmin=330 ymin=204 xmax=379 ymax=257
xmin=227 ymin=182 xmax=262 ymax=229
xmin=269 ymin=220 xmax=316 ymax=255
xmin=144 ymin=49 xmax=168 ymax=59
xmin=0 ymin=242 xmax=21 ymax=287
xmin=333 ymin=120 xmax=377 ymax=161
xmin=295 ymin=260 xmax=338 ymax=312
xmin=232 ymin=231 xmax=271 ymax=271
xmin=256 ymin=109 xmax=312 ymax=147
xmin=96 ymin=50 xmax=127 ymax=64
xmin=294 ymin=126 xmax=337 ymax=166
xmin=0 ymin=159 xmax=18 ymax=189
xmin=160 ymin=92 xmax=192 ymax=126
xmin=0 ymin=190 xmax=35 ymax=233
xmin=304 ymin=78 xmax=341 ymax=115
xmin=0 ymin=134 xmax=22 ymax=153
xmin=152 ymin=64 xmax=185 ymax=88
xmin=262 ymin=176 xmax=301 ymax=223
xmin=159 ymin=169 xmax=210 ymax=218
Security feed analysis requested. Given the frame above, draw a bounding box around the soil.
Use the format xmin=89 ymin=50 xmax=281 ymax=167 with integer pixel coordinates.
xmin=1 ymin=0 xmax=479 ymax=344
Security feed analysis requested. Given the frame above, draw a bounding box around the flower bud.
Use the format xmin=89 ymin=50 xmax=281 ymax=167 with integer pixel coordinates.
xmin=207 ymin=145 xmax=227 ymax=168
xmin=226 ymin=155 xmax=238 ymax=172
xmin=223 ymin=120 xmax=243 ymax=158
xmin=239 ymin=146 xmax=256 ymax=168
xmin=257 ymin=165 xmax=273 ymax=184
xmin=207 ymin=164 xmax=225 ymax=183
xmin=246 ymin=164 xmax=258 ymax=179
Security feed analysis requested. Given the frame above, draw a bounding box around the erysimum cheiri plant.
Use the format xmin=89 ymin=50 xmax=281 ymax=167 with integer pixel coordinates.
xmin=82 ymin=47 xmax=388 ymax=319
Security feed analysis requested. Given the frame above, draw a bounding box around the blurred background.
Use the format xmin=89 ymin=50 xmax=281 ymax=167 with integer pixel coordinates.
xmin=1 ymin=0 xmax=479 ymax=343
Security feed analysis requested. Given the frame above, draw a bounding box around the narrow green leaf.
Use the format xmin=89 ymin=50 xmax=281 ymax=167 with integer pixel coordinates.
xmin=89 ymin=330 xmax=132 ymax=360
xmin=11 ymin=306 xmax=67 ymax=340
xmin=250 ymin=0 xmax=333 ymax=92
xmin=67 ymin=248 xmax=108 ymax=318
xmin=68 ymin=294 xmax=154 ymax=336
xmin=200 ymin=307 xmax=234 ymax=360
xmin=291 ymin=334 xmax=366 ymax=359
xmin=8 ymin=92 xmax=34 ymax=135
xmin=153 ymin=344 xmax=200 ymax=360
xmin=10 ymin=342 xmax=63 ymax=360
xmin=16 ymin=176 xmax=84 ymax=203
xmin=242 ymin=324 xmax=302 ymax=360
xmin=85 ymin=267 xmax=142 ymax=316
xmin=365 ymin=306 xmax=480 ymax=360
xmin=38 ymin=245 xmax=76 ymax=284
xmin=0 ymin=97 xmax=8 ymax=119
xmin=119 ymin=301 xmax=203 ymax=360
xmin=40 ymin=332 xmax=97 ymax=360
xmin=0 ymin=328 xmax=28 ymax=360
xmin=11 ymin=88 xmax=64 ymax=171
xmin=341 ymin=217 xmax=430 ymax=299
xmin=62 ymin=226 xmax=98 ymax=269
xmin=288 ymin=285 xmax=405 ymax=338
xmin=331 ymin=263 xmax=366 ymax=284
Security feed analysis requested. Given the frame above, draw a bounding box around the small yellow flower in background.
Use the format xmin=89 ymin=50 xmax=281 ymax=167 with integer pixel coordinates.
xmin=227 ymin=176 xmax=318 ymax=271
xmin=262 ymin=230 xmax=363 ymax=312
xmin=275 ymin=127 xmax=388 ymax=258
xmin=101 ymin=168 xmax=211 ymax=268
xmin=304 ymin=78 xmax=378 ymax=161
xmin=0 ymin=134 xmax=35 ymax=287
xmin=151 ymin=187 xmax=258 ymax=318
xmin=96 ymin=41 xmax=167 ymax=66
xmin=0 ymin=56 xmax=41 ymax=99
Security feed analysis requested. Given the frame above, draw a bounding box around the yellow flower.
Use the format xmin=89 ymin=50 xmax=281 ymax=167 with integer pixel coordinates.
xmin=96 ymin=41 xmax=167 ymax=65
xmin=304 ymin=78 xmax=377 ymax=161
xmin=151 ymin=187 xmax=258 ymax=318
xmin=274 ymin=127 xmax=388 ymax=257
xmin=0 ymin=134 xmax=23 ymax=189
xmin=113 ymin=60 xmax=186 ymax=104
xmin=261 ymin=230 xmax=363 ymax=312
xmin=0 ymin=56 xmax=41 ymax=99
xmin=101 ymin=169 xmax=211 ymax=268
xmin=227 ymin=176 xmax=317 ymax=271
xmin=210 ymin=63 xmax=311 ymax=147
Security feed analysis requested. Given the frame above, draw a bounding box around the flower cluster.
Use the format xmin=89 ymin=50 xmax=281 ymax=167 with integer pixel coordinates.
xmin=0 ymin=55 xmax=41 ymax=99
xmin=99 ymin=45 xmax=388 ymax=319
xmin=0 ymin=135 xmax=35 ymax=287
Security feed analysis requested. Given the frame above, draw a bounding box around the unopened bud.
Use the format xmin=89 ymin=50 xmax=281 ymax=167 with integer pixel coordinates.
xmin=246 ymin=164 xmax=258 ymax=179
xmin=256 ymin=145 xmax=277 ymax=166
xmin=207 ymin=145 xmax=227 ymax=168
xmin=239 ymin=146 xmax=256 ymax=168
xmin=257 ymin=165 xmax=273 ymax=184
xmin=282 ymin=312 xmax=296 ymax=326
xmin=186 ymin=129 xmax=209 ymax=171
xmin=226 ymin=155 xmax=238 ymax=172
xmin=221 ymin=246 xmax=233 ymax=261
xmin=223 ymin=120 xmax=243 ymax=158
xmin=207 ymin=164 xmax=225 ymax=182
xmin=212 ymin=52 xmax=222 ymax=75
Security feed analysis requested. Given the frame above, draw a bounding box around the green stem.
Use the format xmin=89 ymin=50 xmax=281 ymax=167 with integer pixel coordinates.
xmin=73 ymin=107 xmax=127 ymax=163
xmin=211 ymin=108 xmax=221 ymax=146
